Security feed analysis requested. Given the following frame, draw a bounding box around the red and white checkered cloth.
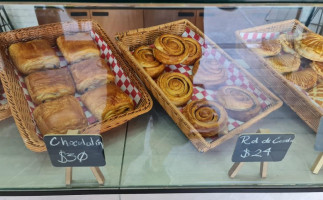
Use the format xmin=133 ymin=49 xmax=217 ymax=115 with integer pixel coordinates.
xmin=14 ymin=30 xmax=142 ymax=136
xmin=0 ymin=83 xmax=7 ymax=106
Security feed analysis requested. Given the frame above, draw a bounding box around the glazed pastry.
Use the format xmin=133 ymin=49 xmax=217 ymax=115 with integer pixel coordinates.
xmin=183 ymin=100 xmax=228 ymax=137
xmin=192 ymin=58 xmax=227 ymax=88
xmin=181 ymin=37 xmax=202 ymax=65
xmin=57 ymin=32 xmax=100 ymax=64
xmin=157 ymin=72 xmax=193 ymax=106
xmin=81 ymin=84 xmax=134 ymax=121
xmin=133 ymin=45 xmax=165 ymax=78
xmin=252 ymin=39 xmax=281 ymax=57
xmin=153 ymin=34 xmax=189 ymax=65
xmin=33 ymin=95 xmax=88 ymax=135
xmin=265 ymin=53 xmax=300 ymax=73
xmin=310 ymin=61 xmax=323 ymax=78
xmin=70 ymin=57 xmax=115 ymax=93
xmin=278 ymin=34 xmax=296 ymax=54
xmin=284 ymin=68 xmax=317 ymax=90
xmin=295 ymin=32 xmax=323 ymax=62
xmin=217 ymin=86 xmax=261 ymax=122
xmin=308 ymin=82 xmax=323 ymax=107
xmin=9 ymin=39 xmax=60 ymax=75
xmin=25 ymin=68 xmax=75 ymax=105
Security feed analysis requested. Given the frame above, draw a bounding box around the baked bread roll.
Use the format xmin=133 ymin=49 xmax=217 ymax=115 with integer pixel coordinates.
xmin=57 ymin=32 xmax=100 ymax=64
xmin=295 ymin=32 xmax=323 ymax=62
xmin=9 ymin=39 xmax=60 ymax=75
xmin=192 ymin=58 xmax=227 ymax=88
xmin=284 ymin=68 xmax=317 ymax=90
xmin=157 ymin=72 xmax=193 ymax=106
xmin=133 ymin=45 xmax=165 ymax=78
xmin=181 ymin=38 xmax=202 ymax=65
xmin=33 ymin=95 xmax=88 ymax=135
xmin=217 ymin=86 xmax=261 ymax=122
xmin=153 ymin=34 xmax=189 ymax=65
xmin=70 ymin=57 xmax=115 ymax=93
xmin=310 ymin=61 xmax=323 ymax=78
xmin=81 ymin=84 xmax=134 ymax=121
xmin=183 ymin=100 xmax=228 ymax=137
xmin=278 ymin=34 xmax=296 ymax=54
xmin=265 ymin=53 xmax=300 ymax=73
xmin=25 ymin=68 xmax=75 ymax=105
xmin=308 ymin=82 xmax=323 ymax=107
xmin=252 ymin=39 xmax=281 ymax=57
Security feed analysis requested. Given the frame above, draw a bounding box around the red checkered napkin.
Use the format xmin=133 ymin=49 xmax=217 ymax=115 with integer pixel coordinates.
xmin=14 ymin=30 xmax=142 ymax=136
xmin=0 ymin=83 xmax=7 ymax=106
xmin=165 ymin=28 xmax=274 ymax=131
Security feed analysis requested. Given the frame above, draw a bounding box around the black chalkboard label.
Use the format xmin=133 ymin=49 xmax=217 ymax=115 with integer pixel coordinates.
xmin=44 ymin=135 xmax=106 ymax=167
xmin=314 ymin=117 xmax=323 ymax=151
xmin=232 ymin=134 xmax=294 ymax=162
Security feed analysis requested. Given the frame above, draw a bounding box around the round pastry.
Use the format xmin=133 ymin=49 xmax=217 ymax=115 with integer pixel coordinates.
xmin=157 ymin=72 xmax=193 ymax=106
xmin=181 ymin=37 xmax=202 ymax=65
xmin=183 ymin=100 xmax=228 ymax=137
xmin=191 ymin=58 xmax=227 ymax=88
xmin=134 ymin=45 xmax=165 ymax=78
xmin=284 ymin=68 xmax=317 ymax=90
xmin=153 ymin=34 xmax=189 ymax=65
xmin=295 ymin=32 xmax=323 ymax=62
xmin=216 ymin=86 xmax=261 ymax=122
xmin=253 ymin=39 xmax=281 ymax=57
xmin=278 ymin=34 xmax=296 ymax=54
xmin=308 ymin=82 xmax=323 ymax=107
xmin=310 ymin=61 xmax=323 ymax=78
xmin=265 ymin=53 xmax=301 ymax=73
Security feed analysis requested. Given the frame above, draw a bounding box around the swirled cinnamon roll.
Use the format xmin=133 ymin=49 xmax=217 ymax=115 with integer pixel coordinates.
xmin=183 ymin=100 xmax=228 ymax=137
xmin=157 ymin=72 xmax=193 ymax=106
xmin=134 ymin=45 xmax=165 ymax=78
xmin=181 ymin=38 xmax=202 ymax=65
xmin=153 ymin=34 xmax=189 ymax=65
xmin=217 ymin=86 xmax=261 ymax=122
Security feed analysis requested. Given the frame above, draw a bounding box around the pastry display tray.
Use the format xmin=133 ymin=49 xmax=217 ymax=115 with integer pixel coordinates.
xmin=0 ymin=20 xmax=153 ymax=152
xmin=0 ymin=78 xmax=10 ymax=121
xmin=236 ymin=19 xmax=322 ymax=133
xmin=116 ymin=19 xmax=283 ymax=152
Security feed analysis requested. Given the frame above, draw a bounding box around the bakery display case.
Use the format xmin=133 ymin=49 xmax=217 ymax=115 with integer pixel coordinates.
xmin=1 ymin=2 xmax=323 ymax=196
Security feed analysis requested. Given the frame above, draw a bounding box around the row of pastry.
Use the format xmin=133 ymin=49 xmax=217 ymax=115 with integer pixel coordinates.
xmin=134 ymin=34 xmax=261 ymax=138
xmin=8 ymin=32 xmax=133 ymax=135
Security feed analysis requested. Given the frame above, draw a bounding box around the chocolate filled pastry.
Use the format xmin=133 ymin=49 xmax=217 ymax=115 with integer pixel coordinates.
xmin=252 ymin=39 xmax=281 ymax=57
xmin=284 ymin=68 xmax=317 ymax=90
xmin=265 ymin=53 xmax=300 ymax=73
xmin=278 ymin=34 xmax=296 ymax=54
xmin=70 ymin=57 xmax=115 ymax=93
xmin=308 ymin=82 xmax=323 ymax=107
xmin=192 ymin=58 xmax=227 ymax=88
xmin=295 ymin=32 xmax=323 ymax=62
xmin=81 ymin=84 xmax=134 ymax=121
xmin=183 ymin=100 xmax=228 ymax=137
xmin=57 ymin=32 xmax=100 ymax=64
xmin=217 ymin=86 xmax=261 ymax=122
xmin=25 ymin=68 xmax=75 ymax=105
xmin=153 ymin=34 xmax=189 ymax=65
xmin=310 ymin=61 xmax=323 ymax=78
xmin=157 ymin=72 xmax=193 ymax=106
xmin=9 ymin=39 xmax=60 ymax=75
xmin=133 ymin=45 xmax=165 ymax=78
xmin=33 ymin=95 xmax=88 ymax=135
xmin=181 ymin=38 xmax=202 ymax=65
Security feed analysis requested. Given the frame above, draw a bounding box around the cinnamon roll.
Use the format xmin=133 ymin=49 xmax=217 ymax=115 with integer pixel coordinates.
xmin=134 ymin=45 xmax=165 ymax=78
xmin=153 ymin=34 xmax=189 ymax=65
xmin=157 ymin=72 xmax=193 ymax=106
xmin=217 ymin=86 xmax=261 ymax=122
xmin=183 ymin=100 xmax=228 ymax=137
xmin=181 ymin=38 xmax=202 ymax=65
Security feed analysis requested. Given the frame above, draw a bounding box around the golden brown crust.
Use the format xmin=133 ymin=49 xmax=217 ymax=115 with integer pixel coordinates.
xmin=183 ymin=100 xmax=228 ymax=137
xmin=278 ymin=34 xmax=296 ymax=54
xmin=295 ymin=32 xmax=323 ymax=62
xmin=33 ymin=95 xmax=87 ymax=135
xmin=217 ymin=86 xmax=261 ymax=122
xmin=70 ymin=57 xmax=115 ymax=93
xmin=252 ymin=39 xmax=281 ymax=57
xmin=25 ymin=68 xmax=75 ymax=105
xmin=265 ymin=53 xmax=300 ymax=73
xmin=308 ymin=82 xmax=323 ymax=107
xmin=284 ymin=68 xmax=318 ymax=90
xmin=157 ymin=72 xmax=193 ymax=107
xmin=153 ymin=34 xmax=189 ymax=65
xmin=181 ymin=38 xmax=202 ymax=65
xmin=57 ymin=32 xmax=100 ymax=64
xmin=81 ymin=84 xmax=134 ymax=121
xmin=310 ymin=61 xmax=323 ymax=78
xmin=9 ymin=39 xmax=60 ymax=75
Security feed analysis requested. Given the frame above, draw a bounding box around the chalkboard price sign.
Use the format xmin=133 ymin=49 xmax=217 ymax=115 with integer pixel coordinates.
xmin=232 ymin=134 xmax=294 ymax=162
xmin=44 ymin=135 xmax=106 ymax=167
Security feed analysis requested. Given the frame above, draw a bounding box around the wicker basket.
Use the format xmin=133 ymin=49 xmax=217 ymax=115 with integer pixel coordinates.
xmin=116 ymin=19 xmax=283 ymax=152
xmin=0 ymin=20 xmax=153 ymax=152
xmin=236 ymin=19 xmax=322 ymax=133
xmin=0 ymin=79 xmax=11 ymax=121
